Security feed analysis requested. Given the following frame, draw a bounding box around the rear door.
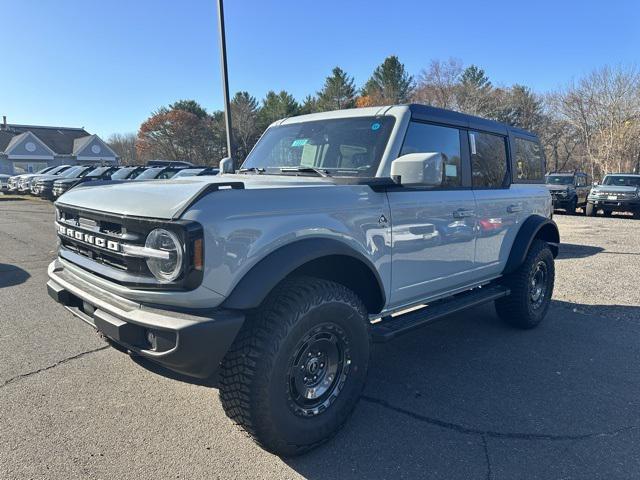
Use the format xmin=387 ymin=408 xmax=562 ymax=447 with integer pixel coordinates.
xmin=388 ymin=121 xmax=477 ymax=308
xmin=471 ymin=131 xmax=521 ymax=277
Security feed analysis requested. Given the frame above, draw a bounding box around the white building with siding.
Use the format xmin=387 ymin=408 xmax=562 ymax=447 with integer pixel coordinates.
xmin=0 ymin=117 xmax=118 ymax=174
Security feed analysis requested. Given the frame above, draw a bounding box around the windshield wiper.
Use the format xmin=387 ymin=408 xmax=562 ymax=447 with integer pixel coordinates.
xmin=279 ymin=166 xmax=330 ymax=177
xmin=238 ymin=167 xmax=265 ymax=174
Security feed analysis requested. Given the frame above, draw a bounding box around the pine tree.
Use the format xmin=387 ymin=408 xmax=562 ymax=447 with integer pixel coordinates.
xmin=317 ymin=67 xmax=357 ymax=111
xmin=362 ymin=56 xmax=414 ymax=105
xmin=258 ymin=90 xmax=299 ymax=130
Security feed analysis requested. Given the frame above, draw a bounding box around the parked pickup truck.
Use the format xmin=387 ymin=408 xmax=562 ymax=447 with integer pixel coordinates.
xmin=47 ymin=104 xmax=559 ymax=456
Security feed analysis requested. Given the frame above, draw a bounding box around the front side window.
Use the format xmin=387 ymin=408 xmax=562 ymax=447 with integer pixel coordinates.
xmin=400 ymin=122 xmax=463 ymax=188
xmin=514 ymin=137 xmax=544 ymax=182
xmin=242 ymin=117 xmax=395 ymax=177
xmin=470 ymin=132 xmax=508 ymax=188
xmin=602 ymin=175 xmax=640 ymax=187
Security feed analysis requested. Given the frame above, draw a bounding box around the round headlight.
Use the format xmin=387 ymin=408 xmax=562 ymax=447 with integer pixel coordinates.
xmin=145 ymin=228 xmax=183 ymax=282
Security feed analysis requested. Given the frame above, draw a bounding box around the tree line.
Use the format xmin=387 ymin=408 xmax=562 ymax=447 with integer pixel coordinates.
xmin=108 ymin=56 xmax=640 ymax=179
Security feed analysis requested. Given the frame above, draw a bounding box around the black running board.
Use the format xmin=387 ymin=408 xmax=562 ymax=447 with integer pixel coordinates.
xmin=371 ymin=285 xmax=510 ymax=343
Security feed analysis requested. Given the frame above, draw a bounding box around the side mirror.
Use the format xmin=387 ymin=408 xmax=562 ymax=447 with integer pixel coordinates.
xmin=219 ymin=157 xmax=234 ymax=174
xmin=391 ymin=152 xmax=444 ymax=187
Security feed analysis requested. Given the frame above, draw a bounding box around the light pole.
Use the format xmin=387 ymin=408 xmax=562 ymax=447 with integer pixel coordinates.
xmin=216 ymin=0 xmax=234 ymax=169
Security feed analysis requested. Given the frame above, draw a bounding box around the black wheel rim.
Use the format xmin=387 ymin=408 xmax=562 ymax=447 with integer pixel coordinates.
xmin=529 ymin=261 xmax=548 ymax=310
xmin=287 ymin=322 xmax=351 ymax=417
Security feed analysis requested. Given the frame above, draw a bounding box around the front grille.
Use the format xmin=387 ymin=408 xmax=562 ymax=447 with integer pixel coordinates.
xmin=594 ymin=191 xmax=637 ymax=200
xmin=56 ymin=206 xmax=153 ymax=275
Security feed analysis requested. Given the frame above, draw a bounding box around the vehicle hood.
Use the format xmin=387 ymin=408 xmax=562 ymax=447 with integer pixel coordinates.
xmin=55 ymin=174 xmax=334 ymax=219
xmin=591 ymin=185 xmax=639 ymax=194
xmin=53 ymin=177 xmax=81 ymax=185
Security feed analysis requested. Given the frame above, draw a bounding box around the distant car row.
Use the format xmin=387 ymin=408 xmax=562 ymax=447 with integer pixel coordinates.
xmin=546 ymin=171 xmax=640 ymax=219
xmin=1 ymin=164 xmax=219 ymax=200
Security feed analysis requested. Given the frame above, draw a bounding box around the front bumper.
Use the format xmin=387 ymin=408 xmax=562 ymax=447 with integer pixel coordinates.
xmin=588 ymin=198 xmax=640 ymax=212
xmin=47 ymin=259 xmax=244 ymax=378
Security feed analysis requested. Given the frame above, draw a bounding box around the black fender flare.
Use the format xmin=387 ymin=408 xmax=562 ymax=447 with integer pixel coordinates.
xmin=503 ymin=215 xmax=560 ymax=275
xmin=221 ymin=238 xmax=386 ymax=310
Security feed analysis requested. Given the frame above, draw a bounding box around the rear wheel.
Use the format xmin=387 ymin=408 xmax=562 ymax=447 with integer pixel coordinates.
xmin=567 ymin=198 xmax=578 ymax=215
xmin=585 ymin=203 xmax=597 ymax=216
xmin=219 ymin=277 xmax=370 ymax=456
xmin=496 ymin=240 xmax=555 ymax=329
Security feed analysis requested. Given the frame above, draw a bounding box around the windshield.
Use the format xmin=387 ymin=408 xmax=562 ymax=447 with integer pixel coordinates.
xmin=48 ymin=165 xmax=70 ymax=175
xmin=173 ymin=168 xmax=204 ymax=178
xmin=60 ymin=166 xmax=84 ymax=178
xmin=111 ymin=167 xmax=136 ymax=180
xmin=602 ymin=175 xmax=640 ymax=187
xmin=546 ymin=175 xmax=574 ymax=185
xmin=85 ymin=167 xmax=111 ymax=178
xmin=135 ymin=167 xmax=163 ymax=180
xmin=241 ymin=117 xmax=395 ymax=177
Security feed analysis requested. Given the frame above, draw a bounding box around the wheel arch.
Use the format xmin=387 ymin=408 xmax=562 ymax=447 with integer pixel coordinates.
xmin=503 ymin=215 xmax=560 ymax=275
xmin=221 ymin=238 xmax=386 ymax=314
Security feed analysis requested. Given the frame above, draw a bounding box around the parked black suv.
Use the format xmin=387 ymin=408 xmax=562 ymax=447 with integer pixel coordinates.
xmin=545 ymin=172 xmax=590 ymax=214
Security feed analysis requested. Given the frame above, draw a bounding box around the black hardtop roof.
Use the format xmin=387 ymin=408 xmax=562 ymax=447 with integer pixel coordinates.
xmin=407 ymin=104 xmax=537 ymax=138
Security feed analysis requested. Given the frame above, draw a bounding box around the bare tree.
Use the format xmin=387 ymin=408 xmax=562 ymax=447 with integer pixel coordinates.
xmin=551 ymin=66 xmax=640 ymax=178
xmin=107 ymin=133 xmax=138 ymax=165
xmin=412 ymin=58 xmax=463 ymax=109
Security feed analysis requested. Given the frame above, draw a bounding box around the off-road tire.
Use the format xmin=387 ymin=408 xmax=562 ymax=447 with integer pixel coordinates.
xmin=568 ymin=198 xmax=578 ymax=215
xmin=495 ymin=240 xmax=555 ymax=329
xmin=585 ymin=202 xmax=597 ymax=216
xmin=603 ymin=210 xmax=613 ymax=217
xmin=219 ymin=276 xmax=370 ymax=456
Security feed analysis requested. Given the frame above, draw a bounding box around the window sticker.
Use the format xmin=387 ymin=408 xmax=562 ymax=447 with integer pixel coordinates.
xmin=469 ymin=133 xmax=477 ymax=155
xmin=445 ymin=164 xmax=458 ymax=177
xmin=291 ymin=138 xmax=309 ymax=147
xmin=371 ymin=122 xmax=381 ymax=131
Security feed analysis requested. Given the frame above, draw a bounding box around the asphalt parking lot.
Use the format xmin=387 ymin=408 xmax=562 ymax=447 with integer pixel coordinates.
xmin=1 ymin=199 xmax=640 ymax=479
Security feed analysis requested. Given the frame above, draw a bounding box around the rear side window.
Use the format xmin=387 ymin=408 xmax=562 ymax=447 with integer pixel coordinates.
xmin=514 ymin=137 xmax=544 ymax=182
xmin=400 ymin=122 xmax=463 ymax=188
xmin=470 ymin=132 xmax=508 ymax=188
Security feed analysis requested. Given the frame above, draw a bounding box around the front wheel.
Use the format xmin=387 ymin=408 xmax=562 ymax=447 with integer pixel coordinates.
xmin=496 ymin=240 xmax=555 ymax=329
xmin=585 ymin=202 xmax=597 ymax=216
xmin=219 ymin=277 xmax=370 ymax=456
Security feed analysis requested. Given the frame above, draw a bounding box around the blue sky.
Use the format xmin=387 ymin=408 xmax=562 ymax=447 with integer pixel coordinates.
xmin=1 ymin=0 xmax=638 ymax=138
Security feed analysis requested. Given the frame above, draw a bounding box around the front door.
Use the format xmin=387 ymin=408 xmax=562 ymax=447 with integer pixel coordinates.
xmin=388 ymin=121 xmax=477 ymax=308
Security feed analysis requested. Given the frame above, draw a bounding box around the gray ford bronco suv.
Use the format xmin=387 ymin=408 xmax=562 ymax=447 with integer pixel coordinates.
xmin=586 ymin=173 xmax=640 ymax=218
xmin=47 ymin=104 xmax=559 ymax=455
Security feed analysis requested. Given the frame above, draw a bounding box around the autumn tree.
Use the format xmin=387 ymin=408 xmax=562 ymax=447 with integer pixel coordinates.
xmin=136 ymin=101 xmax=220 ymax=165
xmin=317 ymin=67 xmax=357 ymax=111
xmin=361 ymin=56 xmax=414 ymax=105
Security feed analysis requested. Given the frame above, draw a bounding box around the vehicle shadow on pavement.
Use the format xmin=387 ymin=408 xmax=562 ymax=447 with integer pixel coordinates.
xmin=0 ymin=263 xmax=30 ymax=288
xmin=557 ymin=243 xmax=604 ymax=259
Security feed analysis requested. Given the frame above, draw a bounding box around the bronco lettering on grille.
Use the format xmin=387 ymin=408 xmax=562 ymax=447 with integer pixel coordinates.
xmin=57 ymin=224 xmax=120 ymax=252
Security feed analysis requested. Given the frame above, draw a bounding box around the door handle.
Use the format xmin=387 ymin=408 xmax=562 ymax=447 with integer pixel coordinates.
xmin=452 ymin=208 xmax=475 ymax=218
xmin=507 ymin=204 xmax=523 ymax=213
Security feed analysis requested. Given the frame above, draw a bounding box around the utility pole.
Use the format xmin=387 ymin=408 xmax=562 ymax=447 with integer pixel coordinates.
xmin=216 ymin=0 xmax=234 ymax=169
